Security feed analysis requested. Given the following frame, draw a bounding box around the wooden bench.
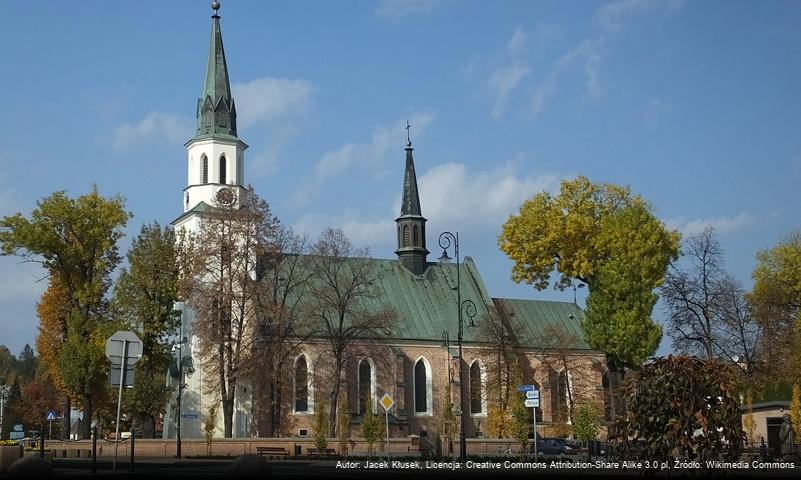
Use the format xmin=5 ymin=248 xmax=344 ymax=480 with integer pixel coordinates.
xmin=256 ymin=446 xmax=289 ymax=458
xmin=307 ymin=447 xmax=337 ymax=456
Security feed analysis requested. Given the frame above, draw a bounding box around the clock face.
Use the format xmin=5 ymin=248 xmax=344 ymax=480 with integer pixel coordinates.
xmin=215 ymin=187 xmax=235 ymax=206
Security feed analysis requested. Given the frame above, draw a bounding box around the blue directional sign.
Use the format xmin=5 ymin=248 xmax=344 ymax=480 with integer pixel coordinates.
xmin=46 ymin=411 xmax=57 ymax=421
xmin=517 ymin=384 xmax=537 ymax=393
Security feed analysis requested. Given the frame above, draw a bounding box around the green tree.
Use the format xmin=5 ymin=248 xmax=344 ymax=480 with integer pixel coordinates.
xmin=362 ymin=404 xmax=382 ymax=457
xmin=114 ymin=222 xmax=180 ymax=438
xmin=313 ymin=398 xmax=329 ymax=455
xmin=15 ymin=345 xmax=37 ymax=384
xmin=572 ymin=403 xmax=601 ymax=446
xmin=499 ymin=177 xmax=679 ymax=416
xmin=0 ymin=187 xmax=130 ymax=439
xmin=510 ymin=391 xmax=529 ymax=454
xmin=750 ymin=232 xmax=801 ymax=393
xmin=1 ymin=376 xmax=22 ymax=438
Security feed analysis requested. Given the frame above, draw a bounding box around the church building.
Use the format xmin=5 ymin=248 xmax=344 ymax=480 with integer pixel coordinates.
xmin=165 ymin=3 xmax=608 ymax=442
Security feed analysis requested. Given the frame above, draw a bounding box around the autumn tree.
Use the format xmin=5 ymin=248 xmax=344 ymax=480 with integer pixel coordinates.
xmin=750 ymin=232 xmax=801 ymax=397
xmin=662 ymin=228 xmax=761 ymax=379
xmin=304 ymin=228 xmax=395 ymax=436
xmin=499 ymin=176 xmax=679 ymax=416
xmin=251 ymin=227 xmax=316 ymax=437
xmin=182 ymin=187 xmax=280 ymax=437
xmin=36 ymin=274 xmax=72 ymax=439
xmin=113 ymin=222 xmax=180 ymax=438
xmin=477 ymin=306 xmax=523 ymax=437
xmin=0 ymin=187 xmax=130 ymax=438
xmin=18 ymin=375 xmax=59 ymax=437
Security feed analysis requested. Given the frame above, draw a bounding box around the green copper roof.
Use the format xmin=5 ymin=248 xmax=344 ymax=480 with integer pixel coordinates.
xmin=194 ymin=13 xmax=237 ymax=139
xmin=491 ymin=298 xmax=591 ymax=350
xmin=399 ymin=143 xmax=423 ymax=218
xmin=270 ymin=255 xmax=594 ymax=350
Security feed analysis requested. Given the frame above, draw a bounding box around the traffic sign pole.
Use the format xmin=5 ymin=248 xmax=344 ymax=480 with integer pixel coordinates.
xmin=113 ymin=338 xmax=128 ymax=471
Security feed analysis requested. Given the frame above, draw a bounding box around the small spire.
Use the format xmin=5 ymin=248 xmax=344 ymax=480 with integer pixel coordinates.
xmin=211 ymin=1 xmax=221 ymax=17
xmin=405 ymin=120 xmax=412 ymax=148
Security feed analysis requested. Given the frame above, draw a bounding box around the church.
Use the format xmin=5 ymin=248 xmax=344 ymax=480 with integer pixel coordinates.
xmin=165 ymin=3 xmax=608 ymax=443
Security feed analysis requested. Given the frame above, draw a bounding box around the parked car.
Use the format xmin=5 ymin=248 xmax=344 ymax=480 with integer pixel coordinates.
xmin=536 ymin=438 xmax=568 ymax=455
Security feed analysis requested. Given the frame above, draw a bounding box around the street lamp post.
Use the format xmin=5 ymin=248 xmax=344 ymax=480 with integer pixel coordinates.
xmin=0 ymin=385 xmax=9 ymax=439
xmin=438 ymin=231 xmax=477 ymax=463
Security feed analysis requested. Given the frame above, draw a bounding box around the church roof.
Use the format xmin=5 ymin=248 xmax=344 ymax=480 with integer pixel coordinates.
xmin=272 ymin=255 xmax=594 ymax=351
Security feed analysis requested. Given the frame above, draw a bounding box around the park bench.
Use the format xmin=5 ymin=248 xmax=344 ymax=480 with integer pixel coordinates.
xmin=306 ymin=447 xmax=337 ymax=456
xmin=255 ymin=446 xmax=289 ymax=458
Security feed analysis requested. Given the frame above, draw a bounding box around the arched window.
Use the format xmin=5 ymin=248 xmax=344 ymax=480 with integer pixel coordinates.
xmin=469 ymin=360 xmax=483 ymax=414
xmin=402 ymin=225 xmax=410 ymax=247
xmin=202 ymin=155 xmax=209 ymax=184
xmin=294 ymin=355 xmax=309 ymax=413
xmin=358 ymin=358 xmax=375 ymax=414
xmin=413 ymin=225 xmax=419 ymax=246
xmin=219 ymin=155 xmax=227 ymax=184
xmin=413 ymin=357 xmax=432 ymax=414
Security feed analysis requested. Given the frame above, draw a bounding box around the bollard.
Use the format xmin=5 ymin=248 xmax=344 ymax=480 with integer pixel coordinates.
xmin=91 ymin=426 xmax=98 ymax=474
xmin=129 ymin=428 xmax=135 ymax=473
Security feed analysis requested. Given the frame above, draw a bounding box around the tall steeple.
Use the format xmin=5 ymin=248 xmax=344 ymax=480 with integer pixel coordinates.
xmin=195 ymin=0 xmax=237 ymax=140
xmin=178 ymin=1 xmax=248 ymax=217
xmin=395 ymin=122 xmax=429 ymax=275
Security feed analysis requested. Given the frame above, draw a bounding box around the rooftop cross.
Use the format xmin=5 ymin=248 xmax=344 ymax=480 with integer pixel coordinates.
xmin=406 ymin=120 xmax=412 ymax=147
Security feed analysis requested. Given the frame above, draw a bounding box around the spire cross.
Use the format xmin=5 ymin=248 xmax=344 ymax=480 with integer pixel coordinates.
xmin=406 ymin=120 xmax=411 ymax=146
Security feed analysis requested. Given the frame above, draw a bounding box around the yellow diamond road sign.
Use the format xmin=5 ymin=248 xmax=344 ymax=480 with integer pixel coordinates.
xmin=380 ymin=393 xmax=395 ymax=412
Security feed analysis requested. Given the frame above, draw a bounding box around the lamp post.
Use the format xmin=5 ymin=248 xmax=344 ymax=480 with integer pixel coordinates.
xmin=0 ymin=385 xmax=9 ymax=439
xmin=438 ymin=231 xmax=477 ymax=463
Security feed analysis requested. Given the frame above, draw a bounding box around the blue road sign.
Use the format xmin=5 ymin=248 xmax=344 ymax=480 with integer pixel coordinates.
xmin=46 ymin=411 xmax=57 ymax=421
xmin=517 ymin=384 xmax=536 ymax=392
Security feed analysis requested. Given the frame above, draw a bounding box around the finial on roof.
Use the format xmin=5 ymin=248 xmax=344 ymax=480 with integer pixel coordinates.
xmin=405 ymin=120 xmax=412 ymax=148
xmin=212 ymin=1 xmax=221 ymax=16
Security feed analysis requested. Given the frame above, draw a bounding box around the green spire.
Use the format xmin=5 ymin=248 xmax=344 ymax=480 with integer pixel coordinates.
xmin=195 ymin=6 xmax=237 ymax=139
xmin=400 ymin=132 xmax=422 ymax=217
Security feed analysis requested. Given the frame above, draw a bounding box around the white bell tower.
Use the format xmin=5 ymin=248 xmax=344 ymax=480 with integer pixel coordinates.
xmin=176 ymin=2 xmax=248 ymax=231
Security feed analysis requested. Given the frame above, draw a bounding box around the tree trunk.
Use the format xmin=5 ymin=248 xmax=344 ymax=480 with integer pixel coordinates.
xmin=222 ymin=394 xmax=233 ymax=438
xmin=607 ymin=363 xmax=626 ymax=428
xmin=79 ymin=393 xmax=91 ymax=440
xmin=61 ymin=395 xmax=71 ymax=440
xmin=329 ymin=376 xmax=341 ymax=437
xmin=141 ymin=415 xmax=155 ymax=438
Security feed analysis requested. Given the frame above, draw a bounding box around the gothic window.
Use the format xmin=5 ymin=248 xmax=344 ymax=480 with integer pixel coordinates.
xmin=202 ymin=155 xmax=209 ymax=184
xmin=294 ymin=355 xmax=309 ymax=413
xmin=402 ymin=225 xmax=410 ymax=247
xmin=414 ymin=357 xmax=431 ymax=414
xmin=413 ymin=225 xmax=420 ymax=246
xmin=470 ymin=360 xmax=483 ymax=414
xmin=219 ymin=155 xmax=227 ymax=184
xmin=358 ymin=358 xmax=374 ymax=414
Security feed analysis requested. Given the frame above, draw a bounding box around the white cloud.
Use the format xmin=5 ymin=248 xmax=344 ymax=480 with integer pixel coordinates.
xmin=594 ymin=0 xmax=685 ymax=33
xmin=315 ymin=112 xmax=434 ymax=181
xmin=0 ymin=259 xmax=47 ymax=303
xmin=585 ymin=52 xmax=604 ymax=99
xmin=111 ymin=113 xmax=193 ymax=151
xmin=416 ymin=162 xmax=560 ymax=232
xmin=507 ymin=26 xmax=527 ymax=54
xmin=376 ymin=0 xmax=441 ymax=18
xmin=295 ymin=160 xmax=562 ymax=253
xmin=489 ymin=63 xmax=531 ymax=119
xmin=665 ymin=212 xmax=755 ymax=236
xmin=231 ymin=76 xmax=315 ymax=128
xmin=529 ymin=37 xmax=604 ymax=118
xmin=293 ymin=209 xmax=396 ymax=251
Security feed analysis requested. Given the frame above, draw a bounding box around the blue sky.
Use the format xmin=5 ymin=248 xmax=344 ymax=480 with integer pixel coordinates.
xmin=1 ymin=0 xmax=799 ymax=355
